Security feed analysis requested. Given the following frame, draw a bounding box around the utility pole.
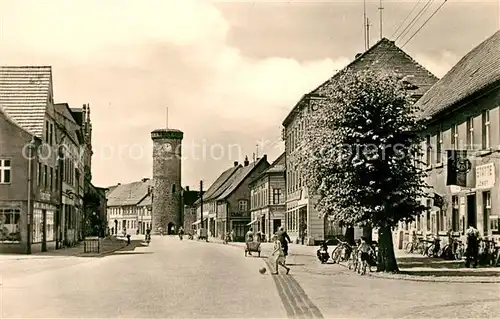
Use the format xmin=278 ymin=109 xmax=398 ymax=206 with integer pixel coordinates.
xmin=200 ymin=180 xmax=203 ymax=229
xmin=363 ymin=0 xmax=367 ymax=50
xmin=366 ymin=18 xmax=371 ymax=49
xmin=378 ymin=0 xmax=384 ymax=40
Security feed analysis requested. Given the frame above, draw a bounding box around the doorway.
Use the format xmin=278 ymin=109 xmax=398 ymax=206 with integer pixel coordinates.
xmin=168 ymin=222 xmax=175 ymax=235
xmin=273 ymin=219 xmax=281 ymax=234
xmin=467 ymin=194 xmax=477 ymax=228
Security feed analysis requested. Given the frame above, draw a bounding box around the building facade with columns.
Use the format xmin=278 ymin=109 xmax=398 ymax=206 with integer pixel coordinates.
xmin=395 ymin=30 xmax=500 ymax=249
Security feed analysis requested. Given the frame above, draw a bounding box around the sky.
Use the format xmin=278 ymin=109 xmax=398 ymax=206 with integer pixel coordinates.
xmin=0 ymin=0 xmax=499 ymax=189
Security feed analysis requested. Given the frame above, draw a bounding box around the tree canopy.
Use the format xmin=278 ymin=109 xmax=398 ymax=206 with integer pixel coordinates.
xmin=292 ymin=70 xmax=430 ymax=230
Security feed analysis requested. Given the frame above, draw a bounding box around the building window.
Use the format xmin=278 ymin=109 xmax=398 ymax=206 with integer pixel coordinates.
xmin=49 ymin=167 xmax=53 ymax=190
xmin=0 ymin=159 xmax=11 ymax=183
xmin=483 ymin=191 xmax=491 ymax=236
xmin=273 ymin=188 xmax=282 ymax=204
xmin=436 ymin=130 xmax=442 ymax=164
xmin=172 ymin=184 xmax=176 ymax=193
xmin=238 ymin=200 xmax=247 ymax=212
xmin=45 ymin=120 xmax=49 ymax=143
xmin=451 ymin=124 xmax=458 ymax=149
xmin=50 ymin=123 xmax=54 ymax=145
xmin=438 ymin=208 xmax=445 ymax=232
xmin=452 ymin=196 xmax=459 ymax=232
xmin=426 ymin=199 xmax=431 ymax=231
xmin=37 ymin=162 xmax=42 ymax=185
xmin=0 ymin=208 xmax=21 ymax=242
xmin=426 ymin=135 xmax=431 ymax=166
xmin=43 ymin=165 xmax=48 ymax=188
xmin=466 ymin=117 xmax=474 ymax=149
xmin=482 ymin=110 xmax=490 ymax=149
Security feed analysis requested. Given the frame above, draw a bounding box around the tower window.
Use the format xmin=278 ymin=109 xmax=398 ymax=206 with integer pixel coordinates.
xmin=172 ymin=184 xmax=176 ymax=193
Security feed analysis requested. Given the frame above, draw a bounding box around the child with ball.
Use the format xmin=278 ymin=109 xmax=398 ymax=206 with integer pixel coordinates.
xmin=272 ymin=235 xmax=290 ymax=275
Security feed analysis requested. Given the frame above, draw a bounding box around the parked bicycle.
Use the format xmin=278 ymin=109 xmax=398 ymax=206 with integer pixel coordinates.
xmin=331 ymin=240 xmax=353 ymax=264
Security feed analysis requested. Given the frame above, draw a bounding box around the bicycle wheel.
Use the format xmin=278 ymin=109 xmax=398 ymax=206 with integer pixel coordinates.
xmin=404 ymin=242 xmax=413 ymax=254
xmin=331 ymin=246 xmax=342 ymax=263
xmin=455 ymin=245 xmax=464 ymax=260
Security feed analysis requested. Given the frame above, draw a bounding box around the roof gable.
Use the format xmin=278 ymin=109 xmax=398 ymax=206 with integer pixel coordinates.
xmin=216 ymin=156 xmax=270 ymax=200
xmin=283 ymin=38 xmax=438 ymax=126
xmin=0 ymin=66 xmax=52 ymax=137
xmin=418 ymin=30 xmax=500 ymax=120
xmin=106 ymin=179 xmax=153 ymax=206
xmin=0 ymin=104 xmax=36 ymax=137
xmin=197 ymin=165 xmax=241 ymax=202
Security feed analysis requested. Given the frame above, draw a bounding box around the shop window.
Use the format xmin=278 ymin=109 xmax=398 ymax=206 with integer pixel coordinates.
xmin=33 ymin=209 xmax=43 ymax=243
xmin=0 ymin=208 xmax=21 ymax=242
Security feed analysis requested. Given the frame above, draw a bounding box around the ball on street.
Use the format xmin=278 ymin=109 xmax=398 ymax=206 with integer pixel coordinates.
xmin=259 ymin=267 xmax=266 ymax=274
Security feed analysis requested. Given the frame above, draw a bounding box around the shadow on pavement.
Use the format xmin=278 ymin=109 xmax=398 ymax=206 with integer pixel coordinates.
xmin=111 ymin=251 xmax=154 ymax=256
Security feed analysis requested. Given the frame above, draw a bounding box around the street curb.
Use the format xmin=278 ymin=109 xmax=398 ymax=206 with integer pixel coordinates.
xmin=366 ymin=271 xmax=500 ymax=284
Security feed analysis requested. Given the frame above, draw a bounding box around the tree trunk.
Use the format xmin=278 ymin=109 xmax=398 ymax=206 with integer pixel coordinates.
xmin=345 ymin=226 xmax=355 ymax=245
xmin=377 ymin=226 xmax=399 ymax=272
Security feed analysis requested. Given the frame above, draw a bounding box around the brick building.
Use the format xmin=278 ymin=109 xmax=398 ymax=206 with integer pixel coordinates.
xmin=282 ymin=38 xmax=438 ymax=244
xmin=249 ymin=153 xmax=286 ymax=241
xmin=194 ymin=156 xmax=270 ymax=241
xmin=395 ymin=30 xmax=500 ymax=248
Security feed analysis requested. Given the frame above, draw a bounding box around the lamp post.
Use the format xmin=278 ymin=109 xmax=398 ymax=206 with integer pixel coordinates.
xmin=148 ymin=185 xmax=154 ymax=233
xmin=26 ymin=138 xmax=36 ymax=254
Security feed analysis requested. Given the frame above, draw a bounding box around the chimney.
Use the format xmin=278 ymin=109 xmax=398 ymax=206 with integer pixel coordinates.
xmin=244 ymin=156 xmax=249 ymax=167
xmin=355 ymin=53 xmax=363 ymax=59
xmin=186 ymin=186 xmax=190 ymax=191
xmin=234 ymin=161 xmax=239 ymax=167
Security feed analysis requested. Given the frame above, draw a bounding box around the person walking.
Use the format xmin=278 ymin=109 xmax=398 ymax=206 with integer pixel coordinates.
xmin=276 ymin=227 xmax=291 ymax=264
xmin=271 ymin=235 xmax=290 ymax=275
xmin=246 ymin=228 xmax=254 ymax=255
xmin=465 ymin=225 xmax=480 ymax=268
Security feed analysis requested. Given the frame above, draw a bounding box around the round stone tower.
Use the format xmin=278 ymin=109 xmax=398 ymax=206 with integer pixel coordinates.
xmin=151 ymin=128 xmax=183 ymax=235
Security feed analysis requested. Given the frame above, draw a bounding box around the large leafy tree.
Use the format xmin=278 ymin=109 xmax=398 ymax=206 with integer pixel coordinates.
xmin=292 ymin=70 xmax=430 ymax=272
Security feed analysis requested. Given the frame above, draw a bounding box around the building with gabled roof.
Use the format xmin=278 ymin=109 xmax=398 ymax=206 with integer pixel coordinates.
xmin=395 ymin=30 xmax=500 ymax=250
xmin=283 ymin=38 xmax=439 ymax=244
xmin=249 ymin=153 xmax=286 ymax=241
xmin=193 ymin=156 xmax=270 ymax=241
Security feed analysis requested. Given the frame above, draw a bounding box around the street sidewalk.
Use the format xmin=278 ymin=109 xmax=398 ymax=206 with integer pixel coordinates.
xmin=0 ymin=236 xmax=138 ymax=260
xmin=210 ymin=238 xmax=500 ymax=283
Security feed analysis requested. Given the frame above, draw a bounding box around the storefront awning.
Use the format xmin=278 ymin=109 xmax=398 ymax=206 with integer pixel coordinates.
xmin=247 ymin=219 xmax=258 ymax=226
xmin=192 ymin=220 xmax=201 ymax=225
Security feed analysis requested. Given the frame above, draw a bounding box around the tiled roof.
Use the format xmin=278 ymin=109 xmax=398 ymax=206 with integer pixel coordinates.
xmin=0 ymin=66 xmax=52 ymax=137
xmin=196 ymin=165 xmax=241 ymax=203
xmin=106 ymin=179 xmax=153 ymax=206
xmin=216 ymin=157 xmax=270 ymax=200
xmin=265 ymin=152 xmax=285 ymax=173
xmin=0 ymin=104 xmax=35 ymax=136
xmin=418 ymin=31 xmax=500 ymax=120
xmin=283 ymin=38 xmax=438 ymax=126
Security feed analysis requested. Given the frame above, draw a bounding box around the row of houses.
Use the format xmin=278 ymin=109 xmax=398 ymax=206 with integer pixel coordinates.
xmin=191 ymin=30 xmax=499 ymax=246
xmin=0 ymin=66 xmax=107 ymax=254
xmin=105 ymin=179 xmax=201 ymax=236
